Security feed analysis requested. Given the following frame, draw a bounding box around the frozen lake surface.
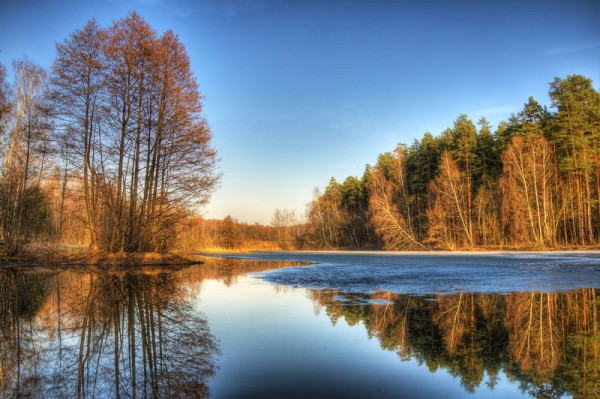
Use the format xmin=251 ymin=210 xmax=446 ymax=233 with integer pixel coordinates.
xmin=2 ymin=252 xmax=598 ymax=398
xmin=214 ymin=251 xmax=600 ymax=294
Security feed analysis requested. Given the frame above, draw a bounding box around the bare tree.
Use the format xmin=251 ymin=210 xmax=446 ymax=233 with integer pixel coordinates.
xmin=50 ymin=13 xmax=219 ymax=253
xmin=368 ymin=147 xmax=422 ymax=249
xmin=50 ymin=19 xmax=106 ymax=249
xmin=501 ymin=134 xmax=558 ymax=247
xmin=0 ymin=58 xmax=52 ymax=254
xmin=428 ymin=151 xmax=473 ymax=249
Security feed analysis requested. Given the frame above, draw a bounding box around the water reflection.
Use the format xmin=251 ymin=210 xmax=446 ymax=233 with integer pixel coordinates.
xmin=0 ymin=266 xmax=220 ymax=398
xmin=310 ymin=289 xmax=599 ymax=398
xmin=176 ymin=256 xmax=309 ymax=287
xmin=1 ymin=257 xmax=598 ymax=399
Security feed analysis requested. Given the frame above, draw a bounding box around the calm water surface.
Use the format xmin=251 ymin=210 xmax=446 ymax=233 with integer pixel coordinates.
xmin=1 ymin=252 xmax=599 ymax=398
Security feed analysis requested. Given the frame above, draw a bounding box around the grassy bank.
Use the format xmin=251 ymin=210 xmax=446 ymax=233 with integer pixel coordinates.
xmin=0 ymin=244 xmax=204 ymax=268
xmin=3 ymin=242 xmax=599 ymax=268
xmin=185 ymin=240 xmax=290 ymax=254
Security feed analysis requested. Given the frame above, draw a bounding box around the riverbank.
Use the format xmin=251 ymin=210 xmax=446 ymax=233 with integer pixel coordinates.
xmin=195 ymin=248 xmax=600 ymax=258
xmin=256 ymin=249 xmax=600 ymax=256
xmin=3 ymin=245 xmax=600 ymax=268
xmin=0 ymin=246 xmax=204 ymax=268
xmin=195 ymin=243 xmax=600 ymax=254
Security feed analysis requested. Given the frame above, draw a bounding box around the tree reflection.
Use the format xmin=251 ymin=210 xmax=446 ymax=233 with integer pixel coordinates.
xmin=310 ymin=289 xmax=599 ymax=398
xmin=2 ymin=258 xmax=597 ymax=399
xmin=0 ymin=267 xmax=219 ymax=398
xmin=175 ymin=256 xmax=309 ymax=287
xmin=0 ymin=268 xmax=53 ymax=397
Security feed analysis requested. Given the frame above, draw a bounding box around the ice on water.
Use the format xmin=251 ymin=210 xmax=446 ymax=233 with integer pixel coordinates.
xmin=214 ymin=251 xmax=600 ymax=295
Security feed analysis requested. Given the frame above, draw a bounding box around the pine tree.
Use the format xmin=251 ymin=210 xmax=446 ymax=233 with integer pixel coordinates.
xmin=549 ymin=75 xmax=600 ymax=244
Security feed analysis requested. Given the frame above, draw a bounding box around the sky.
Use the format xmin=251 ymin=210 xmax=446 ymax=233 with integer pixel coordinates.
xmin=1 ymin=0 xmax=599 ymax=224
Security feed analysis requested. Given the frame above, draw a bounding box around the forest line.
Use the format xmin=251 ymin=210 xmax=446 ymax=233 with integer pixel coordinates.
xmin=191 ymin=74 xmax=600 ymax=252
xmin=304 ymin=75 xmax=600 ymax=250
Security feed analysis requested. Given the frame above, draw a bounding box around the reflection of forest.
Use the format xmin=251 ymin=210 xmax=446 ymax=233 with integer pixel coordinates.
xmin=3 ymin=258 xmax=597 ymax=398
xmin=311 ymin=289 xmax=599 ymax=398
xmin=175 ymin=256 xmax=309 ymax=287
xmin=0 ymin=266 xmax=221 ymax=398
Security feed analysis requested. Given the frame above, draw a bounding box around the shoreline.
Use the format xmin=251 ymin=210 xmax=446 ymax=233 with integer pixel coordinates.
xmin=2 ymin=247 xmax=600 ymax=268
xmin=0 ymin=250 xmax=205 ymax=268
xmin=199 ymin=249 xmax=600 ymax=256
xmin=293 ymin=249 xmax=600 ymax=255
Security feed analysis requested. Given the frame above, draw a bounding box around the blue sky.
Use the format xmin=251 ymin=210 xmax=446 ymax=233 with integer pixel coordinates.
xmin=1 ymin=0 xmax=598 ymax=223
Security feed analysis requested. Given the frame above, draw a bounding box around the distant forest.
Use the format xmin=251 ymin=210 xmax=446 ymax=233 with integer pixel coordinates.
xmin=304 ymin=75 xmax=600 ymax=250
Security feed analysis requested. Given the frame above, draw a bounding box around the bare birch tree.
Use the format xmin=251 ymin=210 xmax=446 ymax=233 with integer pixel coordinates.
xmin=369 ymin=146 xmax=422 ymax=249
xmin=0 ymin=59 xmax=52 ymax=253
xmin=428 ymin=151 xmax=473 ymax=249
xmin=501 ymin=134 xmax=558 ymax=247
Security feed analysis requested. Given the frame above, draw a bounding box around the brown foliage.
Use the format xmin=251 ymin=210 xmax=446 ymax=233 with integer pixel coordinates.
xmin=368 ymin=148 xmax=422 ymax=249
xmin=427 ymin=151 xmax=473 ymax=249
xmin=501 ymin=134 xmax=558 ymax=247
xmin=50 ymin=13 xmax=219 ymax=253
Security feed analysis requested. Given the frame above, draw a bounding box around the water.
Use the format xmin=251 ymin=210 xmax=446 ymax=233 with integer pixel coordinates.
xmin=0 ymin=252 xmax=598 ymax=398
xmin=223 ymin=251 xmax=600 ymax=294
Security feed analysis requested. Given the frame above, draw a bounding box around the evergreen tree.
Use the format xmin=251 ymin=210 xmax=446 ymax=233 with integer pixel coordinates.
xmin=549 ymin=75 xmax=600 ymax=244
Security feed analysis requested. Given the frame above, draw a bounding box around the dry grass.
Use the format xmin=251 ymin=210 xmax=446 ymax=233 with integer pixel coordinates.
xmin=188 ymin=240 xmax=286 ymax=254
xmin=0 ymin=242 xmax=203 ymax=268
xmin=2 ymin=240 xmax=598 ymax=268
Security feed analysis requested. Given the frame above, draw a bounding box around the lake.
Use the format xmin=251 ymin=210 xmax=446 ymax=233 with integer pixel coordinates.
xmin=1 ymin=252 xmax=599 ymax=398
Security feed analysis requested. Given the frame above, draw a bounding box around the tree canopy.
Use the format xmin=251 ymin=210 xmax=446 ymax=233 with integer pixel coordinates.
xmin=0 ymin=13 xmax=219 ymax=254
xmin=306 ymin=74 xmax=600 ymax=250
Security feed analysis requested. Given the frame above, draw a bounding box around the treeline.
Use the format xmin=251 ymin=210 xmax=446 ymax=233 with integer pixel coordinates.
xmin=306 ymin=75 xmax=600 ymax=250
xmin=0 ymin=13 xmax=218 ymax=255
xmin=179 ymin=210 xmax=307 ymax=252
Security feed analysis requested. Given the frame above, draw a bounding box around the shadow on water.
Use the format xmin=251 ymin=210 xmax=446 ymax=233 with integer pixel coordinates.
xmin=310 ymin=289 xmax=599 ymax=398
xmin=0 ymin=266 xmax=220 ymax=398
